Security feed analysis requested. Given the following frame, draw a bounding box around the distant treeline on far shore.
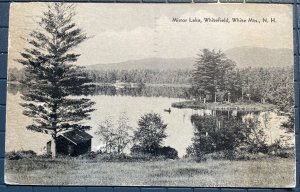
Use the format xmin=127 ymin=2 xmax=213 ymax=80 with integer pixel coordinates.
xmin=8 ymin=65 xmax=293 ymax=110
xmin=8 ymin=66 xmax=293 ymax=86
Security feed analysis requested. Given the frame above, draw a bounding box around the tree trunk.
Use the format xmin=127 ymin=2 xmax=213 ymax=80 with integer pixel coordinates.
xmin=241 ymin=89 xmax=244 ymax=101
xmin=51 ymin=136 xmax=57 ymax=158
xmin=214 ymin=92 xmax=217 ymax=103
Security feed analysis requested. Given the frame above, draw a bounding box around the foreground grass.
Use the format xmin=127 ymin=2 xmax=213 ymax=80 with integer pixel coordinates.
xmin=172 ymin=101 xmax=275 ymax=111
xmin=5 ymin=158 xmax=295 ymax=187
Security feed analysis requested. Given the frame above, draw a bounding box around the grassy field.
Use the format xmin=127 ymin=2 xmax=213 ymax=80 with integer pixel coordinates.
xmin=171 ymin=101 xmax=275 ymax=111
xmin=5 ymin=157 xmax=295 ymax=187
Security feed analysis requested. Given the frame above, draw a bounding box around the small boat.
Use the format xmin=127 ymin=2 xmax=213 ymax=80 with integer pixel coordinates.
xmin=164 ymin=108 xmax=171 ymax=113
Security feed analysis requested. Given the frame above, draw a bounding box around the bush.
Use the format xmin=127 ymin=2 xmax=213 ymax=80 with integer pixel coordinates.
xmin=130 ymin=145 xmax=144 ymax=155
xmin=37 ymin=153 xmax=52 ymax=159
xmin=156 ymin=146 xmax=178 ymax=159
xmin=6 ymin=150 xmax=37 ymax=160
xmin=247 ymin=142 xmax=269 ymax=154
xmin=93 ymin=152 xmax=166 ymax=162
xmin=188 ymin=115 xmax=249 ymax=160
xmin=187 ymin=114 xmax=283 ymax=161
xmin=131 ymin=145 xmax=178 ymax=160
xmin=199 ymin=150 xmax=236 ymax=161
xmin=95 ymin=153 xmax=131 ymax=161
xmin=233 ymin=149 xmax=269 ymax=160
xmin=268 ymin=140 xmax=294 ymax=158
xmin=79 ymin=151 xmax=97 ymax=159
xmin=132 ymin=113 xmax=167 ymax=154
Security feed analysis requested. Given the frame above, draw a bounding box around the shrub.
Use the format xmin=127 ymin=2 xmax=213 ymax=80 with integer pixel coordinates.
xmin=37 ymin=153 xmax=52 ymax=159
xmin=6 ymin=150 xmax=37 ymax=160
xmin=247 ymin=142 xmax=269 ymax=154
xmin=92 ymin=152 xmax=145 ymax=162
xmin=268 ymin=140 xmax=293 ymax=158
xmin=79 ymin=151 xmax=97 ymax=159
xmin=132 ymin=113 xmax=167 ymax=154
xmin=131 ymin=145 xmax=178 ymax=160
xmin=156 ymin=146 xmax=178 ymax=159
xmin=188 ymin=115 xmax=249 ymax=159
xmin=201 ymin=150 xmax=234 ymax=161
xmin=187 ymin=114 xmax=280 ymax=160
xmin=130 ymin=144 xmax=144 ymax=155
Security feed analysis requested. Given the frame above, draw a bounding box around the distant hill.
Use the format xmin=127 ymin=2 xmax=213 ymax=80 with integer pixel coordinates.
xmin=86 ymin=47 xmax=293 ymax=71
xmin=86 ymin=57 xmax=195 ymax=71
xmin=224 ymin=47 xmax=293 ymax=68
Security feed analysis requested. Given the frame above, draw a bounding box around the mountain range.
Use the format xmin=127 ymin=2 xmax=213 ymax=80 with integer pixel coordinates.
xmin=86 ymin=47 xmax=293 ymax=71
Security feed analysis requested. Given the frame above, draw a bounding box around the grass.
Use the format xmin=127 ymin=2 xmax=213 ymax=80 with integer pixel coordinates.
xmin=5 ymin=157 xmax=295 ymax=187
xmin=171 ymin=101 xmax=275 ymax=111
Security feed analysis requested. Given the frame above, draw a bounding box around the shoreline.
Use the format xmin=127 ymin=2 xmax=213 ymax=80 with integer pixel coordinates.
xmin=171 ymin=100 xmax=276 ymax=112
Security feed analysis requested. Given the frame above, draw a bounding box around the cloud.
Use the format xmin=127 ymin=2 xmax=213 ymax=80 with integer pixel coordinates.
xmin=9 ymin=3 xmax=293 ymax=66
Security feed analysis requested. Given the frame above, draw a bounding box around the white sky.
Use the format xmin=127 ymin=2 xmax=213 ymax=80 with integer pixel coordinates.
xmin=9 ymin=3 xmax=293 ymax=68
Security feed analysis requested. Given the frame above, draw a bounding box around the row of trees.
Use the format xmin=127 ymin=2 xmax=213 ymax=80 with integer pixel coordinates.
xmin=13 ymin=58 xmax=293 ymax=112
xmin=191 ymin=49 xmax=294 ymax=107
xmin=190 ymin=49 xmax=294 ymax=132
xmin=14 ymin=47 xmax=292 ymax=112
xmin=95 ymin=113 xmax=178 ymax=159
xmin=86 ymin=69 xmax=191 ymax=85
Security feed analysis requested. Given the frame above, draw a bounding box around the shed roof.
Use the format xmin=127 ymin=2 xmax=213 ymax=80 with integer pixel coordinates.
xmin=60 ymin=129 xmax=92 ymax=145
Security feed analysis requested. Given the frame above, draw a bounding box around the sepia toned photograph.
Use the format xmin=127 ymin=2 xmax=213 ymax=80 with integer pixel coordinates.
xmin=5 ymin=3 xmax=295 ymax=187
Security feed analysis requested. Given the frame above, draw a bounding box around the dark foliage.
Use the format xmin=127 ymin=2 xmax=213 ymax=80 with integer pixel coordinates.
xmin=190 ymin=49 xmax=294 ymax=132
xmin=6 ymin=150 xmax=37 ymax=160
xmin=191 ymin=49 xmax=236 ymax=102
xmin=132 ymin=113 xmax=167 ymax=154
xmin=86 ymin=69 xmax=192 ymax=85
xmin=186 ymin=115 xmax=266 ymax=160
xmin=156 ymin=146 xmax=178 ymax=159
xmin=130 ymin=113 xmax=178 ymax=159
xmin=131 ymin=145 xmax=178 ymax=159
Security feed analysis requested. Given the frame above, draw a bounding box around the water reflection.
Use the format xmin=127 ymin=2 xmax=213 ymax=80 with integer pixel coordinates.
xmin=191 ymin=109 xmax=260 ymax=120
xmin=6 ymin=83 xmax=292 ymax=156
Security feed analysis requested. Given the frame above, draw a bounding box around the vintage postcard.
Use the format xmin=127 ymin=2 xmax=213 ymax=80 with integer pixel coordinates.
xmin=5 ymin=3 xmax=295 ymax=187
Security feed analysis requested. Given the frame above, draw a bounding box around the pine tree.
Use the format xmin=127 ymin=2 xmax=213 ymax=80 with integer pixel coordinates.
xmin=17 ymin=3 xmax=95 ymax=158
xmin=192 ymin=49 xmax=236 ymax=102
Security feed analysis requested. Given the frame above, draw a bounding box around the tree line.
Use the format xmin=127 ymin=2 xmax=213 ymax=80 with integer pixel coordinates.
xmin=10 ymin=62 xmax=293 ymax=115
xmin=190 ymin=49 xmax=293 ymax=107
xmin=190 ymin=49 xmax=294 ymax=132
xmin=85 ymin=69 xmax=192 ymax=85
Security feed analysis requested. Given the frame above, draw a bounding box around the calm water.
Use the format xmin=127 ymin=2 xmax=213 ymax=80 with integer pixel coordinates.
xmin=6 ymin=85 xmax=292 ymax=157
xmin=6 ymin=92 xmax=195 ymax=156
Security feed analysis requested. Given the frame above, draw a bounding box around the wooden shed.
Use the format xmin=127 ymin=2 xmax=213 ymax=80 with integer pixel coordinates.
xmin=47 ymin=129 xmax=92 ymax=156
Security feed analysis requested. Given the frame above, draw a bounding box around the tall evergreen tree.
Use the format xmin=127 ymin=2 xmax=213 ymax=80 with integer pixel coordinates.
xmin=191 ymin=49 xmax=236 ymax=102
xmin=17 ymin=3 xmax=95 ymax=158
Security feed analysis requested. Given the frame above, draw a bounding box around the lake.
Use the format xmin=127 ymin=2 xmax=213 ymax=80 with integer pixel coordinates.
xmin=5 ymin=85 xmax=293 ymax=157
